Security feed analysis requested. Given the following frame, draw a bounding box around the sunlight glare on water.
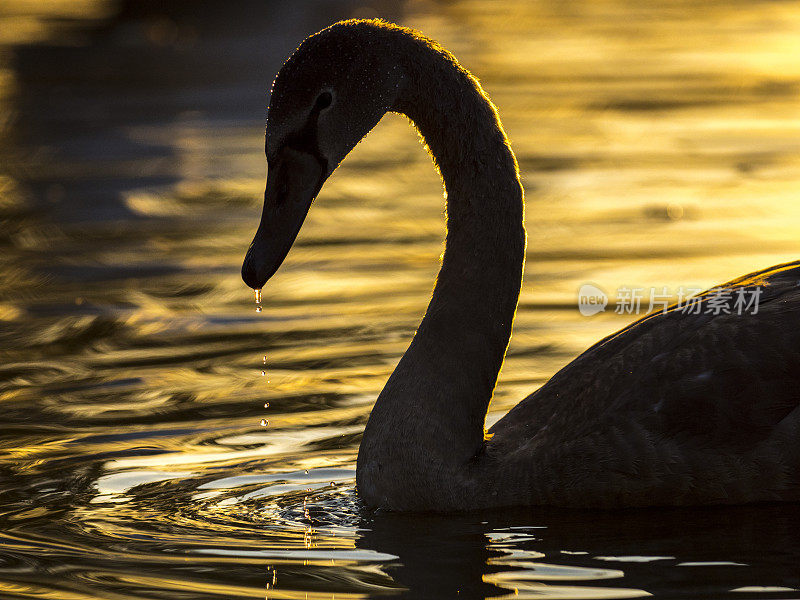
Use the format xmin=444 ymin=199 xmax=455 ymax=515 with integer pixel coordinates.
xmin=1 ymin=0 xmax=799 ymax=598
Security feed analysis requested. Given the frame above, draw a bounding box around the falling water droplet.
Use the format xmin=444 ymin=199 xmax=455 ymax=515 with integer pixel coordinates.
xmin=304 ymin=469 xmax=309 ymax=474
xmin=264 ymin=402 xmax=270 ymax=408
xmin=261 ymin=370 xmax=266 ymax=376
xmin=260 ymin=419 xmax=268 ymax=427
xmin=254 ymin=288 xmax=262 ymax=312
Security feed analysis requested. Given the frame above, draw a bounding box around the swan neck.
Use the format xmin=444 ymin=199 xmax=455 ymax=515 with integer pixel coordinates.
xmin=401 ymin=57 xmax=526 ymax=439
xmin=357 ymin=35 xmax=526 ymax=509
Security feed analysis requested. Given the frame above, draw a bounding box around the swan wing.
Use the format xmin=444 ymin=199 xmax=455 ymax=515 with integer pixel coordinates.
xmin=488 ymin=261 xmax=800 ymax=505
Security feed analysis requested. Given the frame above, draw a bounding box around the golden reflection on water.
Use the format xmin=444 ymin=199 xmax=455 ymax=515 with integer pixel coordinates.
xmin=1 ymin=0 xmax=800 ymax=599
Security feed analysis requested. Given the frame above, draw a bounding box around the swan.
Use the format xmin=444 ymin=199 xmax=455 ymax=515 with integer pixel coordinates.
xmin=241 ymin=19 xmax=800 ymax=511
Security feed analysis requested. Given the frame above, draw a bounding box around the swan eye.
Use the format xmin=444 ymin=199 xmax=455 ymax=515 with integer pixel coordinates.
xmin=314 ymin=91 xmax=333 ymax=112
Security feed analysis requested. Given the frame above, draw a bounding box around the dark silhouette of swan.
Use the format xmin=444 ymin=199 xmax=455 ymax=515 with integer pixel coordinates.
xmin=242 ymin=19 xmax=800 ymax=511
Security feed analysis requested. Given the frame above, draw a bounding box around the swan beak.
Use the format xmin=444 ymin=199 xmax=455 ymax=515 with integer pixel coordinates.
xmin=241 ymin=147 xmax=327 ymax=289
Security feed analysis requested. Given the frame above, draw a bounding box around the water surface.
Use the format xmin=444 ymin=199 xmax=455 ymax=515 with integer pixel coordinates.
xmin=1 ymin=1 xmax=800 ymax=598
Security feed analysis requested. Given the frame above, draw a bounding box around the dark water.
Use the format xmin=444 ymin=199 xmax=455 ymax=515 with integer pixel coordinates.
xmin=1 ymin=1 xmax=800 ymax=598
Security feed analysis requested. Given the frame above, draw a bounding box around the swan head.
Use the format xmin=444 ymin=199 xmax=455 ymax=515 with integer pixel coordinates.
xmin=242 ymin=20 xmax=406 ymax=289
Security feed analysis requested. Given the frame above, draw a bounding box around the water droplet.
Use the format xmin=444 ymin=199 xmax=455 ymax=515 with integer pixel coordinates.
xmin=262 ymin=355 xmax=267 ymax=363
xmin=304 ymin=469 xmax=309 ymax=474
xmin=254 ymin=288 xmax=262 ymax=312
xmin=261 ymin=371 xmax=266 ymax=376
xmin=260 ymin=419 xmax=269 ymax=427
xmin=264 ymin=402 xmax=270 ymax=408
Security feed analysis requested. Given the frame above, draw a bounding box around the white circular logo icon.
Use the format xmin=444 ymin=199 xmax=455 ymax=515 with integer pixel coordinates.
xmin=577 ymin=283 xmax=608 ymax=316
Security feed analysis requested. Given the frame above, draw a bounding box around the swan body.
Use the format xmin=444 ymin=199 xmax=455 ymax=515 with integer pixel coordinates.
xmin=242 ymin=19 xmax=800 ymax=511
